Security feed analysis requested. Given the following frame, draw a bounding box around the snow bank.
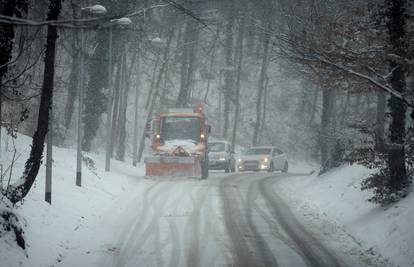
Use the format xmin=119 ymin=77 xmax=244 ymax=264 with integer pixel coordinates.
xmin=0 ymin=129 xmax=145 ymax=267
xmin=279 ymin=162 xmax=414 ymax=267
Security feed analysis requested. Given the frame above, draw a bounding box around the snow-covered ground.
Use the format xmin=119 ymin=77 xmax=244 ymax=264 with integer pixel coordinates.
xmin=278 ymin=163 xmax=414 ymax=267
xmin=1 ymin=130 xmax=413 ymax=267
xmin=0 ymin=131 xmax=147 ymax=267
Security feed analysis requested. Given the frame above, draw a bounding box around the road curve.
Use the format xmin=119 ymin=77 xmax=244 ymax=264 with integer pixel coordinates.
xmin=258 ymin=175 xmax=345 ymax=267
xmin=104 ymin=172 xmax=369 ymax=267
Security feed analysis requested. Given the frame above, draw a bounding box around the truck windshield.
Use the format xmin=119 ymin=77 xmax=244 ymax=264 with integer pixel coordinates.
xmin=245 ymin=148 xmax=271 ymax=155
xmin=209 ymin=143 xmax=225 ymax=152
xmin=161 ymin=116 xmax=201 ymax=142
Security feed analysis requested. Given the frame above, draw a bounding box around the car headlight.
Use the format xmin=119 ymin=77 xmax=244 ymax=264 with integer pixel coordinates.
xmin=263 ymin=157 xmax=269 ymax=163
xmin=219 ymin=157 xmax=226 ymax=161
xmin=237 ymin=158 xmax=242 ymax=163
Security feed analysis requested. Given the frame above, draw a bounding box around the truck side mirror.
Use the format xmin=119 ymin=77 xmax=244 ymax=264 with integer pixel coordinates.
xmin=145 ymin=119 xmax=153 ymax=138
xmin=206 ymin=125 xmax=211 ymax=134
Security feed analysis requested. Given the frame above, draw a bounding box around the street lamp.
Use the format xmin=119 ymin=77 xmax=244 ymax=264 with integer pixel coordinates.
xmin=76 ymin=5 xmax=107 ymax=187
xmin=81 ymin=5 xmax=107 ymax=14
xmin=105 ymin=17 xmax=132 ymax=172
xmin=150 ymin=37 xmax=165 ymax=45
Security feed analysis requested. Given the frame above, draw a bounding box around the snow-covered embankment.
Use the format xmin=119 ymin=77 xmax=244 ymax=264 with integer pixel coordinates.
xmin=279 ymin=163 xmax=414 ymax=266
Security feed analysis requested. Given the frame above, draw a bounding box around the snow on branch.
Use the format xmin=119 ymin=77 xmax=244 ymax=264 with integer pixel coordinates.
xmin=0 ymin=4 xmax=169 ymax=29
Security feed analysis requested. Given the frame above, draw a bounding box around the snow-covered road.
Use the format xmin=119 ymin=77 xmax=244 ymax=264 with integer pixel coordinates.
xmin=87 ymin=171 xmax=375 ymax=267
xmin=2 ymin=135 xmax=409 ymax=267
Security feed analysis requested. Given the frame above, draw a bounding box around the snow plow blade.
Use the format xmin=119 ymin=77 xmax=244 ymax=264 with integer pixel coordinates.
xmin=144 ymin=156 xmax=202 ymax=177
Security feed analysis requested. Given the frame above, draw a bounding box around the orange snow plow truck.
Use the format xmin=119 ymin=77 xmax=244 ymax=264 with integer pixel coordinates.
xmin=144 ymin=103 xmax=210 ymax=179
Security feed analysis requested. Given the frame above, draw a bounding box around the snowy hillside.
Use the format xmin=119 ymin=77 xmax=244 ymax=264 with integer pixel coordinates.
xmin=0 ymin=131 xmax=146 ymax=267
xmin=277 ymin=164 xmax=414 ymax=267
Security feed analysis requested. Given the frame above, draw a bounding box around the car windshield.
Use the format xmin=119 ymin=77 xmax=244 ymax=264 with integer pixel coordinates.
xmin=245 ymin=148 xmax=271 ymax=155
xmin=161 ymin=116 xmax=201 ymax=142
xmin=209 ymin=143 xmax=225 ymax=152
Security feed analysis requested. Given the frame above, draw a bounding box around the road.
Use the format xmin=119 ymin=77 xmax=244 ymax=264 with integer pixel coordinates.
xmin=103 ymin=172 xmax=369 ymax=267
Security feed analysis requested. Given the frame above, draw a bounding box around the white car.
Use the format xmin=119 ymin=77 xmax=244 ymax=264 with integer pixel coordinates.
xmin=238 ymin=146 xmax=288 ymax=172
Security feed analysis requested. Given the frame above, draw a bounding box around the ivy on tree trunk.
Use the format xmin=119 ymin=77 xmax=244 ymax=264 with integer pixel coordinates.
xmin=5 ymin=0 xmax=62 ymax=204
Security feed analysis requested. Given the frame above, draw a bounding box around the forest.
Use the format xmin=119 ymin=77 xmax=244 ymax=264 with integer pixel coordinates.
xmin=0 ymin=0 xmax=413 ymax=207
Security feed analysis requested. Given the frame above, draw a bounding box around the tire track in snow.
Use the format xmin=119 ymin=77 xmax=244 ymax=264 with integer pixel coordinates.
xmin=128 ymin=181 xmax=183 ymax=265
xmin=114 ymin=181 xmax=170 ymax=267
xmin=185 ymin=181 xmax=212 ymax=267
xmin=245 ymin=178 xmax=279 ymax=267
xmin=112 ymin=181 xmax=161 ymax=266
xmin=219 ymin=174 xmax=258 ymax=267
xmin=161 ymin=179 xmax=208 ymax=267
xmin=251 ymin=194 xmax=302 ymax=256
xmin=248 ymin=174 xmax=306 ymax=258
xmin=258 ymin=175 xmax=346 ymax=267
xmin=167 ymin=218 xmax=180 ymax=267
xmin=164 ymin=179 xmax=203 ymax=267
xmin=198 ymin=184 xmax=218 ymax=267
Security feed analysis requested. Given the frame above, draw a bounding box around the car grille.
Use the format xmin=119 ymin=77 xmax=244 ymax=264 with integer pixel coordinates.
xmin=243 ymin=160 xmax=259 ymax=169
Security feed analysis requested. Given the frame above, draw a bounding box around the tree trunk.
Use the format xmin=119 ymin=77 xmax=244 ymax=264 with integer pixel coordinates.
xmin=5 ymin=0 xmax=62 ymax=204
xmin=222 ymin=14 xmax=234 ymax=139
xmin=137 ymin=30 xmax=174 ymax=163
xmin=231 ymin=16 xmax=245 ymax=151
xmin=320 ymin=88 xmax=334 ymax=171
xmin=137 ymin=78 xmax=162 ymax=163
xmin=176 ymin=17 xmax=199 ymax=108
xmin=82 ymin=30 xmax=110 ymax=151
xmin=385 ymin=0 xmax=408 ymax=191
xmin=204 ymin=25 xmax=220 ymax=103
xmin=145 ymin=53 xmax=160 ymax=109
xmin=110 ymin=60 xmax=122 ymax=157
xmin=339 ymin=91 xmax=351 ymax=127
xmin=252 ymin=30 xmax=270 ymax=146
xmin=116 ymin=51 xmax=128 ymax=161
xmin=308 ymin=88 xmax=319 ymax=127
xmin=62 ymin=3 xmax=80 ymax=137
xmin=158 ymin=30 xmax=175 ymax=112
xmin=260 ymin=76 xmax=269 ymax=136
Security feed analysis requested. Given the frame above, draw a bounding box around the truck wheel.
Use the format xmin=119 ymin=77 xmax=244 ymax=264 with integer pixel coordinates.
xmin=267 ymin=162 xmax=274 ymax=173
xmin=201 ymin=161 xmax=208 ymax=179
xmin=225 ymin=163 xmax=230 ymax=173
xmin=230 ymin=164 xmax=235 ymax=173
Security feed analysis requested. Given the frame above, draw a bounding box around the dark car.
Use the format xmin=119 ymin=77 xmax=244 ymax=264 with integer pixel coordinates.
xmin=208 ymin=141 xmax=235 ymax=173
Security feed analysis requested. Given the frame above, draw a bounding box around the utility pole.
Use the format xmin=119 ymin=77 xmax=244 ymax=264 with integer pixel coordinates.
xmin=76 ymin=20 xmax=85 ymax=187
xmin=45 ymin=106 xmax=52 ymax=204
xmin=104 ymin=17 xmax=132 ymax=170
xmin=76 ymin=4 xmax=107 ymax=181
xmin=132 ymin=44 xmax=141 ymax=166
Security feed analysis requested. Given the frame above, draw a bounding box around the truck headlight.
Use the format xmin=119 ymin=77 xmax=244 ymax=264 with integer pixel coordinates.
xmin=261 ymin=164 xmax=268 ymax=169
xmin=237 ymin=158 xmax=242 ymax=163
xmin=262 ymin=157 xmax=269 ymax=163
xmin=219 ymin=157 xmax=226 ymax=161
